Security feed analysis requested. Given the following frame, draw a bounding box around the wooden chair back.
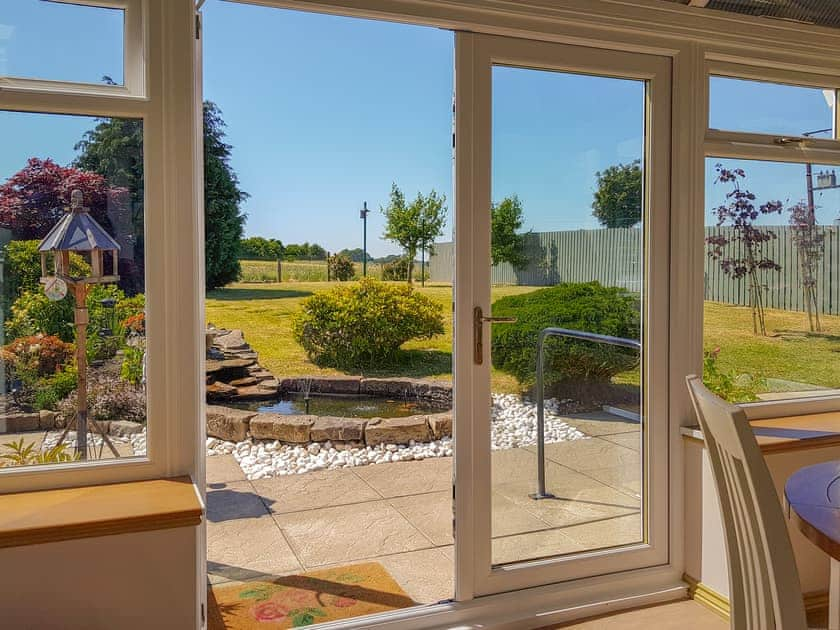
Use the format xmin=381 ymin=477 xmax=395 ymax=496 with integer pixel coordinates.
xmin=686 ymin=375 xmax=808 ymax=630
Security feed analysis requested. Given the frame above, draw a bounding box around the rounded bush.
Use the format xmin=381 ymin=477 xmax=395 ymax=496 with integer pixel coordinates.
xmin=293 ymin=278 xmax=445 ymax=368
xmin=491 ymin=282 xmax=640 ymax=388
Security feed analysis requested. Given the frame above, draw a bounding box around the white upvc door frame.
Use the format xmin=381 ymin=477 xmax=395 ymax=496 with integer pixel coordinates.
xmin=0 ymin=0 xmax=205 ymax=496
xmin=454 ymin=31 xmax=673 ymax=598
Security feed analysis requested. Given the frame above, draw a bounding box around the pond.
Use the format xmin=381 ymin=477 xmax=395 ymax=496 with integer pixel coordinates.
xmin=232 ymin=392 xmax=449 ymax=419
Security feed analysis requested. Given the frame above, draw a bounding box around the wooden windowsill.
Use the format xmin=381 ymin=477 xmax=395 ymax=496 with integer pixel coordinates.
xmin=0 ymin=476 xmax=203 ymax=549
xmin=682 ymin=411 xmax=840 ymax=454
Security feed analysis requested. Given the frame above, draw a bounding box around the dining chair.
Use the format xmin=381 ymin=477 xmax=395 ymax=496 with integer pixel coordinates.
xmin=686 ymin=375 xmax=813 ymax=630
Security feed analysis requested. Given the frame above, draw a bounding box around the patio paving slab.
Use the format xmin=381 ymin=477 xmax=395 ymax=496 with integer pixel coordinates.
xmin=559 ymin=513 xmax=643 ymax=549
xmin=207 ymin=515 xmax=302 ymax=584
xmin=252 ymin=468 xmax=382 ymax=514
xmin=599 ymin=432 xmax=642 ymax=451
xmin=353 ymin=457 xmax=452 ymax=498
xmin=583 ymin=464 xmax=642 ymax=498
xmin=532 ymin=437 xmax=640 ymax=472
xmin=377 ymin=547 xmax=453 ymax=604
xmin=494 ymin=475 xmax=639 ymax=529
xmin=561 ymin=413 xmax=640 ymax=437
xmin=272 ymin=499 xmax=435 ymax=568
xmin=206 ymin=454 xmax=246 ymax=484
xmin=492 ymin=528 xmax=584 ymax=565
xmin=206 ymin=480 xmax=272 ymax=522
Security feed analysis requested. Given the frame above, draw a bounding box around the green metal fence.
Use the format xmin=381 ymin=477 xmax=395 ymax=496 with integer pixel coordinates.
xmin=429 ymin=225 xmax=840 ymax=315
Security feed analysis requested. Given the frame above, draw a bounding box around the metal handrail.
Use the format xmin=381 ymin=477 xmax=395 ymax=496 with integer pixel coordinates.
xmin=530 ymin=328 xmax=641 ymax=500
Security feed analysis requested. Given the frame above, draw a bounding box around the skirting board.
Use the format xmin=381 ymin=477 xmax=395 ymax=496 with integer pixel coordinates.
xmin=682 ymin=574 xmax=828 ymax=620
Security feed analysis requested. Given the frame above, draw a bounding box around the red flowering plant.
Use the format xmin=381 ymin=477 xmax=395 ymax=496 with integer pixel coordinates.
xmin=1 ymin=334 xmax=75 ymax=407
xmin=122 ymin=312 xmax=145 ymax=336
xmin=1 ymin=334 xmax=74 ymax=381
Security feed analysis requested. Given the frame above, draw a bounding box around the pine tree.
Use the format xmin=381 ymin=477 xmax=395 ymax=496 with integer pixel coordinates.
xmin=75 ymin=101 xmax=247 ymax=291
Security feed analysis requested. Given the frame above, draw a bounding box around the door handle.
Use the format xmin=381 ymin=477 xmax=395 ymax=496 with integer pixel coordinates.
xmin=473 ymin=306 xmax=517 ymax=365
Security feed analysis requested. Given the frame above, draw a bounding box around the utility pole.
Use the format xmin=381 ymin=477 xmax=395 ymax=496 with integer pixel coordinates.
xmin=360 ymin=201 xmax=370 ymax=277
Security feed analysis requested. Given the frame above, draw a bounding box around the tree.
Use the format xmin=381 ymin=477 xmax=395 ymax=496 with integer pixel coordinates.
xmin=283 ymin=242 xmax=327 ymax=260
xmin=240 ymin=236 xmax=284 ymax=260
xmin=338 ymin=248 xmax=368 ymax=263
xmin=491 ymin=195 xmax=529 ymax=269
xmin=706 ymin=164 xmax=782 ymax=336
xmin=202 ymin=103 xmax=248 ymax=289
xmin=75 ymin=117 xmax=144 ymax=294
xmin=591 ymin=160 xmax=643 ymax=228
xmin=381 ymin=184 xmax=447 ymax=285
xmin=788 ymin=201 xmax=824 ymax=333
xmin=74 ymin=102 xmax=247 ymax=290
xmin=0 ymin=158 xmax=122 ymax=240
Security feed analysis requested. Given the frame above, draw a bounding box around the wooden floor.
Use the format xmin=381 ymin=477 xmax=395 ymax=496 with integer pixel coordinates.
xmin=542 ymin=598 xmax=828 ymax=629
xmin=543 ymin=600 xmax=726 ymax=629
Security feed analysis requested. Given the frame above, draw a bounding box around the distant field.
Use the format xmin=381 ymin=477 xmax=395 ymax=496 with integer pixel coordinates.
xmin=239 ymin=259 xmax=430 ymax=283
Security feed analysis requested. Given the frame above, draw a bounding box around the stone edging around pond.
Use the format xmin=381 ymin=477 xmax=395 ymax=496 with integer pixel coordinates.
xmin=206 ymin=404 xmax=452 ymax=447
xmin=1 ymin=410 xmax=145 ymax=437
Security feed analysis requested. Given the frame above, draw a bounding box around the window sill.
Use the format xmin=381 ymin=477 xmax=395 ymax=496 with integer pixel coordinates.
xmin=682 ymin=410 xmax=840 ymax=454
xmin=0 ymin=476 xmax=203 ymax=549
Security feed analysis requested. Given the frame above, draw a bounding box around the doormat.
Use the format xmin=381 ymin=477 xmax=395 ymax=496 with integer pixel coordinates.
xmin=208 ymin=562 xmax=416 ymax=628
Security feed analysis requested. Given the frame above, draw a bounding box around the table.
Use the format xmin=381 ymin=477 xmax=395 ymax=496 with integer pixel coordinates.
xmin=785 ymin=460 xmax=840 ymax=630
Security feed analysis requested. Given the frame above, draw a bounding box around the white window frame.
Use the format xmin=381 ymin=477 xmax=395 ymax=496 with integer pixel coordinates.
xmin=0 ymin=0 xmax=203 ymax=494
xmin=0 ymin=0 xmax=146 ymax=98
xmin=702 ymin=58 xmax=840 ymax=407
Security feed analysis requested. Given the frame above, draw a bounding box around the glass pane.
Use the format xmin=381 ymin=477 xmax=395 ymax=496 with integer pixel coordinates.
xmin=704 ymin=157 xmax=840 ymax=403
xmin=489 ymin=66 xmax=644 ymax=566
xmin=709 ymin=76 xmax=835 ymax=138
xmin=0 ymin=110 xmax=145 ymax=468
xmin=1 ymin=1 xmax=124 ymax=85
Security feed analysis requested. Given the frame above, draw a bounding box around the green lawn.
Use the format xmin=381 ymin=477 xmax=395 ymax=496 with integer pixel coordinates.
xmin=206 ymin=281 xmax=533 ymax=393
xmin=703 ymin=301 xmax=840 ymax=391
xmin=206 ymin=281 xmax=840 ymax=396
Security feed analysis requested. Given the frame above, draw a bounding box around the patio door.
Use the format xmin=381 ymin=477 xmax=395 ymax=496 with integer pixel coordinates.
xmin=453 ymin=33 xmax=671 ymax=597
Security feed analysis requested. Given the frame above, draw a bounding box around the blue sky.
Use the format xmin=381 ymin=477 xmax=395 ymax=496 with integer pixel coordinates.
xmin=1 ymin=1 xmax=839 ymax=258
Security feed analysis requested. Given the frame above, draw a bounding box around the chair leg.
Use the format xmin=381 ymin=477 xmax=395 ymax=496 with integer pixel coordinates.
xmin=830 ymin=558 xmax=840 ymax=630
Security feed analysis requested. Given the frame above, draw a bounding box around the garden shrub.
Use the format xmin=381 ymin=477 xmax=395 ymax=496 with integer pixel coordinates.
xmin=293 ymin=278 xmax=444 ymax=368
xmin=5 ymin=289 xmax=74 ymax=341
xmin=381 ymin=257 xmax=409 ymax=281
xmin=123 ymin=312 xmax=145 ymax=335
xmin=5 ymin=284 xmax=143 ymax=345
xmin=490 ymin=282 xmax=640 ymax=389
xmin=58 ymin=378 xmax=146 ymax=424
xmin=34 ymin=366 xmax=78 ymax=411
xmin=1 ymin=334 xmax=74 ymax=383
xmin=2 ymin=240 xmax=89 ymax=316
xmin=121 ymin=345 xmax=145 ymax=386
xmin=328 ymin=253 xmax=355 ymax=281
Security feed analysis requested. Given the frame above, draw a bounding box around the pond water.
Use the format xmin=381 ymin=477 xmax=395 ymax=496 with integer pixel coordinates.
xmin=233 ymin=393 xmax=449 ymax=418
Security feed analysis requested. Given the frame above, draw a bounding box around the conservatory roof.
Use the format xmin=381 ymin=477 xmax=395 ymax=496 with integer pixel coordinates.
xmin=666 ymin=0 xmax=840 ymax=29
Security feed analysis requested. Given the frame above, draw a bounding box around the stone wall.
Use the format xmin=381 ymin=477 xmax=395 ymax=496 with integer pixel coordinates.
xmin=206 ymin=404 xmax=452 ymax=447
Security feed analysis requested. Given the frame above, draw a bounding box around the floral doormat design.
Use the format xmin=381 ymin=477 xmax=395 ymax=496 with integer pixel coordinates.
xmin=207 ymin=562 xmax=415 ymax=628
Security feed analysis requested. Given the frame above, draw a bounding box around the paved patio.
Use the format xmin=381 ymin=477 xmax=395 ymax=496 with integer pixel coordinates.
xmin=206 ymin=410 xmax=641 ymax=605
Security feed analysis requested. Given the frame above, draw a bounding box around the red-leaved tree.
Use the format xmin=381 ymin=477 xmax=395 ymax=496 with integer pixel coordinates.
xmin=0 ymin=158 xmax=123 ymax=240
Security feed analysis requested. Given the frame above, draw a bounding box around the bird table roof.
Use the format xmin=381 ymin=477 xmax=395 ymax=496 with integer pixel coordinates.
xmin=38 ymin=210 xmax=121 ymax=253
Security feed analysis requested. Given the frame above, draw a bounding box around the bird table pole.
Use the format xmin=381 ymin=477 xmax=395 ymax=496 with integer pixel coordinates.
xmin=74 ymin=282 xmax=90 ymax=460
